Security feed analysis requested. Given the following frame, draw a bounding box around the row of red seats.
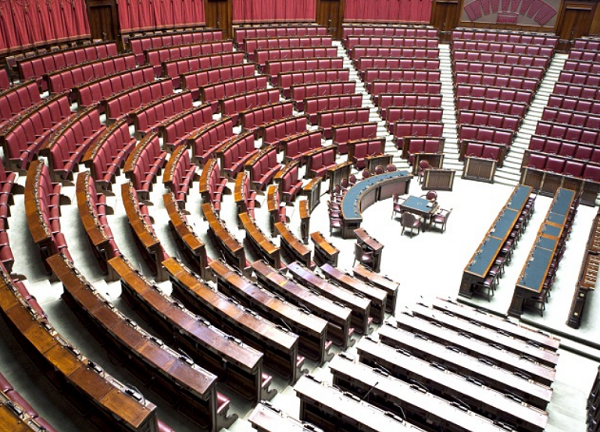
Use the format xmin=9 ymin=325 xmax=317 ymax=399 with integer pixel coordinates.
xmin=276 ymin=161 xmax=302 ymax=203
xmin=454 ymin=61 xmax=545 ymax=81
xmin=451 ymin=29 xmax=558 ymax=47
xmin=563 ymin=59 xmax=600 ymax=74
xmin=333 ymin=122 xmax=378 ymax=155
xmin=131 ymin=90 xmax=194 ymax=138
xmin=47 ymin=53 xmax=137 ymax=94
xmin=291 ymin=81 xmax=356 ymax=111
xmin=158 ymin=102 xmax=213 ymax=149
xmin=458 ymin=110 xmax=520 ymax=132
xmin=384 ymin=107 xmax=443 ymax=128
xmin=456 ymin=97 xmax=527 ymax=117
xmin=305 ymin=94 xmax=364 ymax=124
xmin=573 ymin=39 xmax=600 ymax=50
xmin=378 ymin=94 xmax=442 ymax=114
xmin=163 ymin=145 xmax=197 ymax=206
xmin=234 ymin=25 xmax=327 ymax=46
xmin=83 ymin=118 xmax=137 ymax=190
xmin=245 ymin=36 xmax=333 ymax=62
xmin=393 ymin=122 xmax=444 ymax=144
xmin=201 ymin=75 xmax=269 ymax=112
xmin=1 ymin=94 xmax=72 ymax=170
xmin=350 ymin=47 xmax=440 ymax=62
xmin=363 ymin=69 xmax=441 ymax=84
xmin=235 ymin=171 xmax=257 ymax=220
xmin=43 ymin=106 xmax=105 ymax=181
xmin=130 ymin=29 xmax=224 ymax=64
xmin=163 ymin=51 xmax=245 ymax=88
xmin=455 ymin=73 xmax=538 ymax=92
xmin=558 ymin=71 xmax=600 ymax=87
xmin=317 ymin=107 xmax=370 ymax=139
xmin=306 ymin=145 xmax=337 ymax=178
xmin=452 ymin=51 xmax=550 ymax=68
xmin=221 ymin=88 xmax=280 ymax=125
xmin=541 ymin=107 xmax=600 ymax=130
xmin=262 ymin=115 xmax=308 ymax=146
xmin=103 ymin=77 xmax=175 ymax=124
xmin=349 ymin=138 xmax=385 ymax=169
xmin=0 ymin=68 xmax=10 ymax=90
xmin=451 ymin=40 xmax=554 ymax=57
xmin=547 ymin=95 xmax=600 ymax=114
xmin=278 ymin=69 xmax=350 ymax=98
xmin=455 ymin=84 xmax=533 ymax=104
xmin=463 ymin=142 xmax=504 ymax=164
xmin=146 ymin=40 xmax=234 ymax=76
xmin=525 ymin=152 xmax=600 ymax=182
xmin=218 ymin=131 xmax=257 ymax=179
xmin=124 ymin=132 xmax=167 ymax=200
xmin=342 ymin=25 xmax=438 ymax=41
xmin=0 ymin=80 xmax=41 ymax=127
xmin=403 ymin=137 xmax=445 ymax=164
xmin=200 ymin=158 xmax=227 ymax=212
xmin=247 ymin=145 xmax=280 ymax=191
xmin=19 ymin=41 xmax=118 ymax=90
xmin=282 ymin=130 xmax=322 ymax=164
xmin=241 ymin=101 xmax=294 ymax=132
xmin=181 ymin=63 xmax=256 ymax=99
xmin=346 ymin=36 xmax=439 ymax=53
xmin=458 ymin=125 xmax=513 ymax=163
xmin=267 ymin=58 xmax=344 ymax=84
xmin=356 ymin=58 xmax=439 ymax=77
xmin=75 ymin=65 xmax=155 ymax=108
xmin=255 ymin=47 xmax=338 ymax=70
xmin=529 ymin=136 xmax=600 ymax=162
xmin=370 ymin=81 xmax=442 ymax=104
xmin=189 ymin=117 xmax=235 ymax=164
xmin=267 ymin=184 xmax=287 ymax=235
xmin=569 ymin=50 xmax=600 ymax=63
xmin=536 ymin=121 xmax=600 ymax=147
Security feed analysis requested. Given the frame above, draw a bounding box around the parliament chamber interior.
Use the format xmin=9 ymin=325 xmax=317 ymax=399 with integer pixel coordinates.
xmin=1 ymin=0 xmax=600 ymax=431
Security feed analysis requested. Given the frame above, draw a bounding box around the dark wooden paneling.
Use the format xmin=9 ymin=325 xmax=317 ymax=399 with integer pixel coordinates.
xmin=430 ymin=0 xmax=460 ymax=41
xmin=205 ymin=0 xmax=233 ymax=39
xmin=556 ymin=1 xmax=595 ymax=47
xmin=86 ymin=0 xmax=119 ymax=42
xmin=317 ymin=0 xmax=344 ymax=39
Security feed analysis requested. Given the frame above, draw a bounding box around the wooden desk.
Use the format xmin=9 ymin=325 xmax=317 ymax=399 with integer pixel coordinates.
xmin=340 ymin=170 xmax=412 ymax=238
xmin=310 ymin=232 xmax=339 ymax=267
xmin=210 ymin=259 xmax=329 ymax=364
xmin=299 ymin=200 xmax=310 ymax=244
xmin=352 ymin=264 xmax=398 ymax=313
xmin=365 ymin=153 xmax=393 ymax=173
xmin=121 ymin=182 xmax=168 ymax=282
xmin=239 ymin=212 xmax=281 ymax=269
xmin=248 ymin=402 xmax=321 ymax=432
xmin=423 ymin=168 xmax=455 ymax=191
xmin=463 ymin=156 xmax=497 ymax=183
xmin=25 ymin=160 xmax=55 ymax=267
xmin=301 ymin=176 xmax=321 ymax=212
xmin=376 ymin=324 xmax=553 ymax=409
xmin=353 ymin=228 xmax=384 ymax=272
xmin=399 ymin=195 xmax=440 ymax=229
xmin=202 ymin=202 xmax=246 ymax=271
xmin=163 ymin=192 xmax=210 ymax=281
xmin=327 ymin=161 xmax=353 ymax=194
xmin=412 ymin=152 xmax=444 ymax=175
xmin=0 ymin=397 xmax=53 ymax=431
xmin=275 ymin=222 xmax=313 ymax=269
xmin=287 ymin=261 xmax=372 ymax=335
xmin=251 ymin=259 xmax=352 ymax=350
xmin=162 ymin=258 xmax=302 ymax=383
xmin=320 ymin=263 xmax=387 ymax=324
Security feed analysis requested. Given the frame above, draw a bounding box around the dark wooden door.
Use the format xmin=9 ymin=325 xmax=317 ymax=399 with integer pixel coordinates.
xmin=204 ymin=0 xmax=232 ymax=39
xmin=430 ymin=0 xmax=460 ymax=42
xmin=86 ymin=0 xmax=119 ymax=42
xmin=556 ymin=1 xmax=595 ymax=50
xmin=316 ymin=0 xmax=344 ymax=39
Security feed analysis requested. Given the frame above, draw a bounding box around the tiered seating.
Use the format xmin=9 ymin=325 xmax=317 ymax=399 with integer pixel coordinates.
xmin=163 ymin=145 xmax=197 ymax=206
xmin=123 ymin=132 xmax=167 ymax=200
xmin=221 ymin=88 xmax=281 ymax=125
xmin=0 ymin=68 xmax=10 ymax=90
xmin=317 ymin=107 xmax=370 ymax=139
xmin=0 ymin=93 xmax=72 ymax=170
xmin=244 ymin=36 xmax=334 ymax=62
xmin=76 ymin=170 xmax=119 ymax=271
xmin=346 ymin=35 xmax=439 ymax=52
xmin=350 ymin=47 xmax=440 ymax=64
xmin=234 ymin=172 xmax=257 ymax=221
xmin=304 ymin=94 xmax=364 ymax=124
xmin=275 ymin=219 xmax=314 ymax=269
xmin=384 ymin=107 xmax=443 ymax=130
xmin=281 ymin=130 xmax=323 ymax=163
xmin=453 ymin=51 xmax=550 ymax=68
xmin=521 ymin=38 xmax=600 ymax=204
xmin=454 ymin=61 xmax=545 ymax=79
xmin=342 ymin=25 xmax=438 ymax=41
xmin=199 ymin=158 xmax=228 ymax=212
xmin=456 ymin=97 xmax=527 ymax=117
xmin=162 ymin=51 xmax=245 ymax=88
xmin=347 ymin=138 xmax=385 ymax=169
xmin=217 ymin=131 xmax=258 ymax=179
xmin=370 ymin=81 xmax=442 ymax=105
xmin=24 ymin=160 xmax=71 ymax=268
xmin=255 ymin=47 xmax=339 ymax=72
xmin=267 ymin=184 xmax=287 ymax=236
xmin=275 ymin=161 xmax=303 ymax=203
xmin=129 ymin=29 xmax=224 ymax=64
xmin=74 ymin=65 xmax=155 ymax=108
xmin=241 ymin=101 xmax=294 ymax=132
xmin=261 ymin=115 xmax=308 ymax=146
xmin=41 ymin=106 xmax=106 ymax=181
xmin=455 ymin=73 xmax=539 ymax=91
xmin=452 ymin=40 xmax=553 ymax=57
xmin=188 ymin=117 xmax=235 ymax=163
xmin=400 ymin=137 xmax=445 ymax=165
xmin=102 ymin=78 xmax=175 ymax=125
xmin=0 ymin=80 xmax=42 ymax=129
xmin=234 ymin=25 xmax=327 ymax=47
xmin=563 ymin=59 xmax=600 ymax=74
xmin=18 ymin=41 xmax=118 ymax=91
xmin=356 ymin=58 xmax=440 ymax=79
xmin=393 ymin=122 xmax=444 ymax=146
xmin=363 ymin=69 xmax=440 ymax=85
xmin=47 ymin=53 xmax=137 ymax=94
xmin=452 ymin=29 xmax=558 ymax=45
xmin=291 ymin=81 xmax=356 ymax=111
xmin=246 ymin=145 xmax=281 ymax=191
xmin=267 ymin=57 xmax=344 ymax=85
xmin=332 ymin=122 xmax=378 ymax=155
xmin=278 ymin=69 xmax=350 ymax=99
xmin=305 ymin=145 xmax=337 ymax=178
xmin=130 ymin=91 xmax=194 ymax=138
xmin=379 ymin=94 xmax=443 ymax=114
xmin=145 ymin=40 xmax=234 ymax=76
xmin=157 ymin=102 xmax=213 ymax=150
xmin=82 ymin=118 xmax=137 ymax=190
xmin=181 ymin=63 xmax=256 ymax=99
xmin=200 ymin=75 xmax=269 ymax=112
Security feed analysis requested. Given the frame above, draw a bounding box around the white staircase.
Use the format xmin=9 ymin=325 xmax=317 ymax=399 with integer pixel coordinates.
xmin=438 ymin=44 xmax=462 ymax=175
xmin=493 ymin=53 xmax=568 ymax=187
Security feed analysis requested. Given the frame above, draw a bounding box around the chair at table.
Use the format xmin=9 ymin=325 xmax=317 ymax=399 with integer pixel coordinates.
xmin=401 ymin=212 xmax=421 ymax=237
xmin=418 ymin=160 xmax=430 ymax=183
xmin=391 ymin=194 xmax=404 ymax=220
xmin=331 ymin=184 xmax=344 ymax=202
xmin=362 ymin=169 xmax=371 ymax=179
xmin=374 ymin=165 xmax=384 ymax=175
xmin=386 ymin=163 xmax=397 ymax=172
xmin=421 ymin=190 xmax=437 ymax=202
xmin=431 ymin=208 xmax=452 ymax=233
xmin=348 ymin=174 xmax=357 ymax=186
xmin=329 ymin=212 xmax=343 ymax=236
xmin=341 ymin=178 xmax=349 ymax=192
xmin=473 ymin=274 xmax=497 ymax=301
xmin=353 ymin=242 xmax=374 ymax=268
xmin=523 ymin=289 xmax=547 ymax=316
xmin=328 ymin=200 xmax=341 ymax=215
